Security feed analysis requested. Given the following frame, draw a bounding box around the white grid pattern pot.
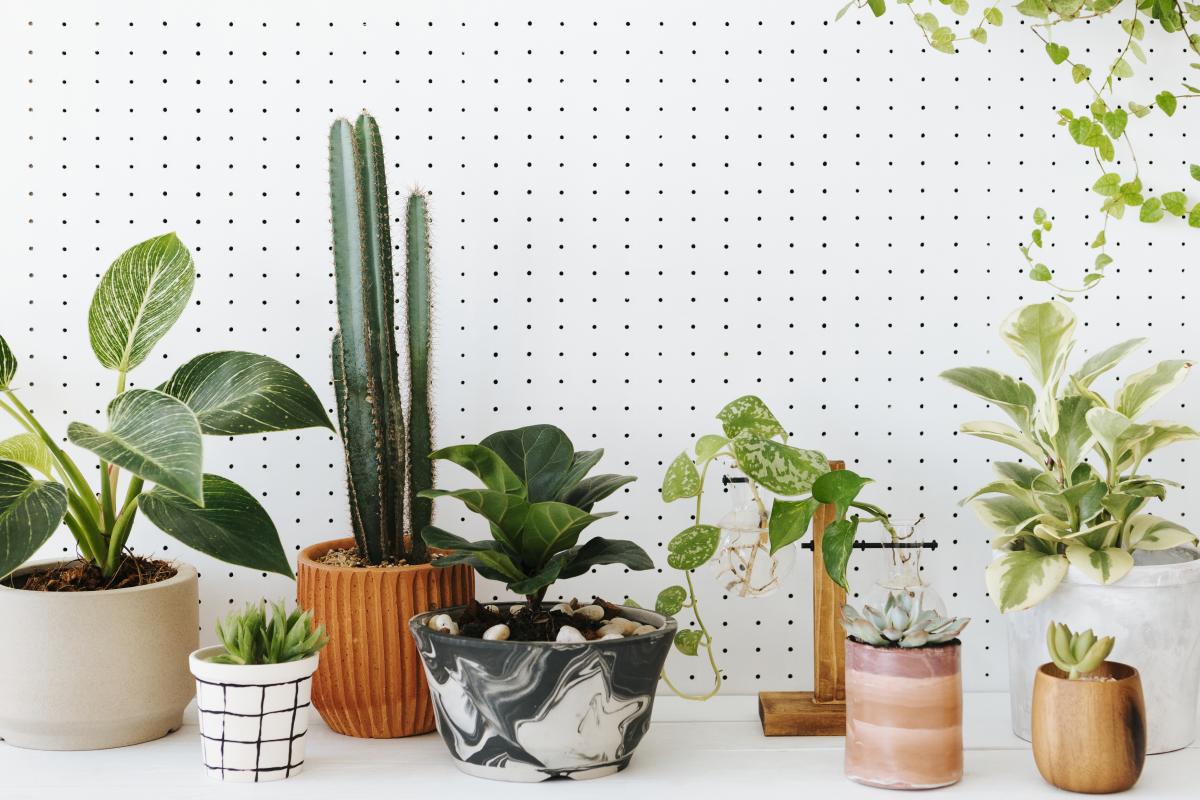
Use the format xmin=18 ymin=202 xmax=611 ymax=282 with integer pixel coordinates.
xmin=188 ymin=647 xmax=319 ymax=782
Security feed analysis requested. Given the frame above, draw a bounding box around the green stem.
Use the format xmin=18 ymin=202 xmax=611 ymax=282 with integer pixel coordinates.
xmin=61 ymin=511 xmax=97 ymax=563
xmin=100 ymin=462 xmax=115 ymax=532
xmin=104 ymin=477 xmax=144 ymax=574
xmin=3 ymin=390 xmax=96 ymax=517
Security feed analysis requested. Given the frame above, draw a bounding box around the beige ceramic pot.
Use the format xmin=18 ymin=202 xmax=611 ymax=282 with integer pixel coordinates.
xmin=0 ymin=559 xmax=198 ymax=750
xmin=296 ymin=537 xmax=474 ymax=738
xmin=844 ymin=638 xmax=963 ymax=790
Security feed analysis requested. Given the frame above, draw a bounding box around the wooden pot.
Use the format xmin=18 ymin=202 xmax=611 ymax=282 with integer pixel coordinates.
xmin=844 ymin=638 xmax=963 ymax=790
xmin=296 ymin=537 xmax=474 ymax=738
xmin=1032 ymin=661 xmax=1146 ymax=794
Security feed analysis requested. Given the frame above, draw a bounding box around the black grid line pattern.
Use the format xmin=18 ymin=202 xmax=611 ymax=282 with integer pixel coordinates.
xmin=195 ymin=675 xmax=313 ymax=782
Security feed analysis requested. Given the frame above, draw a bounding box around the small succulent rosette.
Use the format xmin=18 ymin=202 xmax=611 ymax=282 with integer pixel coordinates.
xmin=188 ymin=647 xmax=319 ymax=783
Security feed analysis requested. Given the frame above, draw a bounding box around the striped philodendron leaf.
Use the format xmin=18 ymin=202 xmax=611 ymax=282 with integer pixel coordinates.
xmin=88 ymin=233 xmax=195 ymax=373
xmin=159 ymin=351 xmax=333 ymax=436
xmin=67 ymin=389 xmax=204 ymax=504
xmin=0 ymin=333 xmax=16 ymax=389
xmin=0 ymin=432 xmax=56 ymax=478
xmin=138 ymin=474 xmax=292 ymax=577
xmin=0 ymin=460 xmax=68 ymax=580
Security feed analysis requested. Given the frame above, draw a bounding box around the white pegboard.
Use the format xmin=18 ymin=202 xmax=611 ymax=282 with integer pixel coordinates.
xmin=2 ymin=0 xmax=1196 ymax=696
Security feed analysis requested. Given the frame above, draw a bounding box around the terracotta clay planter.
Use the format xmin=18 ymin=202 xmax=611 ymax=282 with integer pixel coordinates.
xmin=295 ymin=537 xmax=473 ymax=738
xmin=1032 ymin=662 xmax=1146 ymax=794
xmin=844 ymin=638 xmax=963 ymax=790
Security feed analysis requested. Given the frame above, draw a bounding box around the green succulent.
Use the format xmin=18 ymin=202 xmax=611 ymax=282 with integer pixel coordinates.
xmin=841 ymin=591 xmax=970 ymax=649
xmin=1046 ymin=621 xmax=1115 ymax=680
xmin=210 ymin=601 xmax=328 ymax=665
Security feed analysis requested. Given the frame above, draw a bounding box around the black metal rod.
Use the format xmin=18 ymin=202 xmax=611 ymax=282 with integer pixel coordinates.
xmin=801 ymin=541 xmax=938 ymax=551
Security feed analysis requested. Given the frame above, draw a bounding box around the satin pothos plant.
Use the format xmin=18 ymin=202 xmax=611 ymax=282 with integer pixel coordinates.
xmin=0 ymin=233 xmax=333 ymax=581
xmin=656 ymin=396 xmax=898 ymax=699
xmin=943 ymin=301 xmax=1198 ymax=612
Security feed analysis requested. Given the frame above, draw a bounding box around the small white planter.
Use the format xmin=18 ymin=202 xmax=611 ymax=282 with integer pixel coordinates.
xmin=1006 ymin=546 xmax=1200 ymax=754
xmin=189 ymin=647 xmax=319 ymax=783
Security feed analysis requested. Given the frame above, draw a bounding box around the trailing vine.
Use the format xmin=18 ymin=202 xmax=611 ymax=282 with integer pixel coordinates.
xmin=839 ymin=0 xmax=1200 ymax=298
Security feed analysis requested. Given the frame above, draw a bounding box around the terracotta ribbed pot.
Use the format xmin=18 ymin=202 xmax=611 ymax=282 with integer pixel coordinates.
xmin=1032 ymin=661 xmax=1146 ymax=794
xmin=296 ymin=537 xmax=473 ymax=738
xmin=844 ymin=638 xmax=963 ymax=790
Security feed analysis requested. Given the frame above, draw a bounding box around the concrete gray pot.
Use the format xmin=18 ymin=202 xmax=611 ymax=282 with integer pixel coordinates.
xmin=410 ymin=603 xmax=676 ymax=782
xmin=0 ymin=559 xmax=199 ymax=750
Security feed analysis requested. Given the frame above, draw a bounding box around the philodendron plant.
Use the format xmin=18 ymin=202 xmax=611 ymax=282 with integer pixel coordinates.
xmin=419 ymin=424 xmax=653 ymax=611
xmin=0 ymin=233 xmax=332 ymax=581
xmin=943 ymin=301 xmax=1198 ymax=611
xmin=657 ymin=395 xmax=898 ymax=699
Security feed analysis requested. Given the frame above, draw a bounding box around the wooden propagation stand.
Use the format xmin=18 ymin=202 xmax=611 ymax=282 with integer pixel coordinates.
xmin=758 ymin=461 xmax=846 ymax=736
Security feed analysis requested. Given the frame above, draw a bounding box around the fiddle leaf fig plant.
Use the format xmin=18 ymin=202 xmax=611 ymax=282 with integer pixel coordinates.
xmin=419 ymin=424 xmax=653 ymax=608
xmin=0 ymin=233 xmax=333 ymax=582
xmin=942 ymin=301 xmax=1198 ymax=612
xmin=657 ymin=395 xmax=899 ymax=700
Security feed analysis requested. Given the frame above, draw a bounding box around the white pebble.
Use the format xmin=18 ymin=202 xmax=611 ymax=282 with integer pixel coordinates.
xmin=597 ymin=623 xmax=623 ymax=638
xmin=483 ymin=624 xmax=510 ymax=641
xmin=606 ymin=617 xmax=639 ymax=635
xmin=599 ymin=633 xmax=624 ymax=641
xmin=632 ymin=624 xmax=658 ymax=636
xmin=550 ymin=603 xmax=574 ymax=616
xmin=483 ymin=604 xmax=500 ymax=615
xmin=509 ymin=604 xmax=525 ymax=616
xmin=574 ymin=604 xmax=605 ymax=621
xmin=428 ymin=614 xmax=459 ymax=635
xmin=556 ymin=625 xmax=586 ymax=643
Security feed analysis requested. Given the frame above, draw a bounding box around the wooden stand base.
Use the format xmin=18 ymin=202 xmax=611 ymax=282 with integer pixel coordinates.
xmin=757 ymin=692 xmax=846 ymax=736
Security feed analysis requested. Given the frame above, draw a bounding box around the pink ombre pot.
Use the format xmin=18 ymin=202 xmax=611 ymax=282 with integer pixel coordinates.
xmin=844 ymin=638 xmax=963 ymax=790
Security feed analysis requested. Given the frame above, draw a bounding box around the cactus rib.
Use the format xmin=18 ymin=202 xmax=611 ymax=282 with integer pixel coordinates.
xmin=405 ymin=191 xmax=434 ymax=565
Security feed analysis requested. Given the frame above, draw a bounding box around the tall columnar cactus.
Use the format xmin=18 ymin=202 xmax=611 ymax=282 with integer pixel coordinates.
xmin=329 ymin=112 xmax=434 ymax=565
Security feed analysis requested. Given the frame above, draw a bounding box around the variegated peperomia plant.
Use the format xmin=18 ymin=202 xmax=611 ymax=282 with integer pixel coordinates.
xmin=0 ymin=233 xmax=332 ymax=582
xmin=943 ymin=301 xmax=1198 ymax=612
xmin=655 ymin=396 xmax=898 ymax=699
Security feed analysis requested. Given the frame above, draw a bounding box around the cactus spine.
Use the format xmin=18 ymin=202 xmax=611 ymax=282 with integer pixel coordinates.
xmin=329 ymin=112 xmax=432 ymax=565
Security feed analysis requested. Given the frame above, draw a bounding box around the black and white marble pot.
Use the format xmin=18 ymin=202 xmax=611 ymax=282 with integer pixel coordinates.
xmin=409 ymin=604 xmax=677 ymax=782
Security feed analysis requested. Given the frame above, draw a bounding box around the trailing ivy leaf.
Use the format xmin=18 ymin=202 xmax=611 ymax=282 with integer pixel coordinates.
xmin=1029 ymin=264 xmax=1052 ymax=281
xmin=970 ymin=27 xmax=987 ymax=43
xmin=1015 ymin=0 xmax=1050 ymax=19
xmin=0 ymin=460 xmax=68 ymax=580
xmin=1156 ymin=91 xmax=1178 ymax=117
xmin=655 ymin=585 xmax=687 ymax=616
xmin=1094 ymin=253 xmax=1113 ymax=270
xmin=931 ymin=26 xmax=956 ymax=54
xmin=67 ymin=389 xmax=203 ymax=504
xmin=717 ymin=395 xmax=786 ymax=440
xmin=428 ymin=444 xmax=526 ymax=496
xmin=1091 ymin=230 xmax=1106 ymax=248
xmin=731 ymin=431 xmax=828 ymax=495
xmin=834 ymin=0 xmax=855 ymax=21
xmin=1045 ymin=42 xmax=1070 ymax=65
xmin=821 ymin=517 xmax=859 ymax=591
xmin=915 ymin=12 xmax=939 ymax=31
xmin=674 ymin=629 xmax=702 ymax=656
xmin=88 ymin=233 xmax=195 ymax=373
xmin=984 ymin=7 xmax=1003 ymax=24
xmin=950 ymin=0 xmax=968 ymax=15
xmin=1128 ymin=101 xmax=1151 ymax=118
xmin=695 ymin=434 xmax=729 ymax=462
xmin=0 ymin=432 xmax=55 ymax=478
xmin=768 ymin=497 xmax=820 ymax=554
xmin=139 ymin=474 xmax=292 ymax=577
xmin=1068 ymin=117 xmax=1093 ymax=145
xmin=811 ymin=470 xmax=872 ymax=517
xmin=0 ymin=334 xmax=15 ymax=390
xmin=1093 ymin=173 xmax=1120 ymax=196
xmin=667 ymin=524 xmax=720 ymax=570
xmin=1071 ymin=63 xmax=1092 ymax=83
xmin=159 ymin=351 xmax=332 ymax=436
xmin=1162 ymin=192 xmax=1188 ymax=217
xmin=1139 ymin=197 xmax=1164 ymax=223
xmin=1111 ymin=58 xmax=1134 ymax=80
xmin=868 ymin=0 xmax=887 ymax=17
xmin=480 ymin=424 xmax=574 ymax=502
xmin=1192 ymin=164 xmax=1200 ymax=182
xmin=1101 ymin=109 xmax=1127 ymax=139
xmin=985 ymin=549 xmax=1069 ymax=612
xmin=1191 ymin=204 xmax=1200 ymax=229
xmin=662 ymin=451 xmax=701 ymax=502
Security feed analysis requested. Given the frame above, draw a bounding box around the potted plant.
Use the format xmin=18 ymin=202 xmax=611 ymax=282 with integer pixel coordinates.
xmin=0 ymin=233 xmax=331 ymax=750
xmin=189 ymin=601 xmax=328 ymax=783
xmin=295 ymin=112 xmax=473 ymax=739
xmin=841 ymin=591 xmax=970 ymax=790
xmin=408 ymin=423 xmax=667 ymax=782
xmin=942 ymin=300 xmax=1200 ymax=752
xmin=1032 ymin=623 xmax=1146 ymax=793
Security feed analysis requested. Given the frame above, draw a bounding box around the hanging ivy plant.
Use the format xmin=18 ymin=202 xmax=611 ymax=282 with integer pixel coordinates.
xmin=838 ymin=0 xmax=1200 ymax=297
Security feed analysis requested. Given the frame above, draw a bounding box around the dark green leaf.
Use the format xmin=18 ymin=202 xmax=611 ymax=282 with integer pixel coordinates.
xmin=67 ymin=389 xmax=203 ymax=504
xmin=731 ymin=432 xmax=828 ymax=495
xmin=428 ymin=444 xmax=525 ymax=496
xmin=508 ymin=559 xmax=565 ymax=596
xmin=556 ymin=536 xmax=654 ymax=579
xmin=560 ymin=473 xmax=636 ymax=512
xmin=768 ymin=497 xmax=820 ymax=554
xmin=434 ymin=549 xmax=525 ymax=584
xmin=0 ymin=334 xmax=15 ymax=390
xmin=159 ymin=351 xmax=332 ymax=435
xmin=517 ymin=501 xmax=607 ymax=568
xmin=667 ymin=524 xmax=721 ymax=570
xmin=656 ymin=585 xmax=687 ymax=615
xmin=820 ymin=517 xmax=859 ymax=591
xmin=419 ymin=488 xmax=529 ymax=553
xmin=139 ymin=474 xmax=291 ymax=577
xmin=480 ymin=424 xmax=574 ymax=502
xmin=420 ymin=525 xmax=510 ymax=554
xmin=811 ymin=470 xmax=873 ymax=517
xmin=557 ymin=448 xmax=603 ymax=495
xmin=0 ymin=461 xmax=68 ymax=580
xmin=674 ymin=629 xmax=703 ymax=656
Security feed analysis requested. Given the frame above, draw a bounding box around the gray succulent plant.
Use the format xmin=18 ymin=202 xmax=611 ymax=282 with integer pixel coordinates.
xmin=841 ymin=591 xmax=970 ymax=648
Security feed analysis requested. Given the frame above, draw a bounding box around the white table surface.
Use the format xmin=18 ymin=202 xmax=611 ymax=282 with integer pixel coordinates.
xmin=2 ymin=693 xmax=1195 ymax=799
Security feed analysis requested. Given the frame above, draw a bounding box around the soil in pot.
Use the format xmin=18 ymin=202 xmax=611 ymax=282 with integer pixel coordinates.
xmin=3 ymin=554 xmax=176 ymax=591
xmin=1032 ymin=661 xmax=1146 ymax=794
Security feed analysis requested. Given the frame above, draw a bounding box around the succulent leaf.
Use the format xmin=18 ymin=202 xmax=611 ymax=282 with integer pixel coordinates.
xmin=841 ymin=591 xmax=970 ymax=649
xmin=1046 ymin=620 xmax=1116 ymax=679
